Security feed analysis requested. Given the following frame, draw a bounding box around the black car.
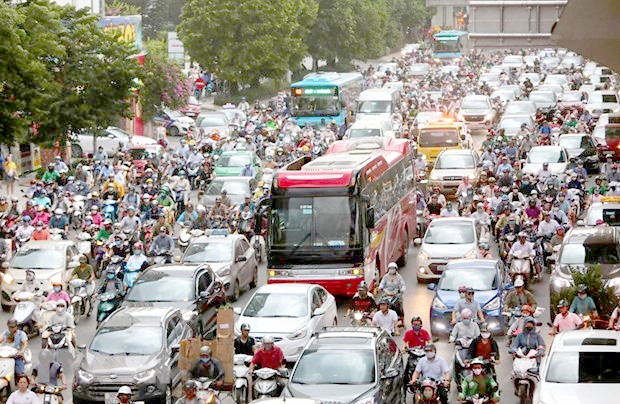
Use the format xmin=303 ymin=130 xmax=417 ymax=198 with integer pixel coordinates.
xmin=74 ymin=307 xmax=192 ymax=404
xmin=285 ymin=327 xmax=405 ymax=403
xmin=121 ymin=264 xmax=225 ymax=338
xmin=557 ymin=133 xmax=600 ymax=172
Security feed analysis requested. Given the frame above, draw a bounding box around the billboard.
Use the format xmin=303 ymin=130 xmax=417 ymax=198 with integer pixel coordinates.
xmin=98 ymin=15 xmax=143 ymax=50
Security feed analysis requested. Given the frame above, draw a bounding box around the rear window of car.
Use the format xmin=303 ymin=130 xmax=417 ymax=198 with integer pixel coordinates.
xmin=545 ymin=352 xmax=620 ymax=383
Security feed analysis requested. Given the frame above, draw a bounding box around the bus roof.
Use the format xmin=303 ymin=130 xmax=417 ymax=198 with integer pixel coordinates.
xmin=291 ymin=72 xmax=364 ymax=88
xmin=274 ymin=138 xmax=410 ymax=190
xmin=433 ymin=30 xmax=467 ymax=38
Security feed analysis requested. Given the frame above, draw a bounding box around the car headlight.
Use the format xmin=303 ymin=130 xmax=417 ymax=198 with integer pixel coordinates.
xmin=182 ymin=310 xmax=198 ymax=322
xmin=2 ymin=273 xmax=14 ymax=285
xmin=432 ymin=297 xmax=447 ymax=310
xmin=133 ymin=369 xmax=156 ymax=382
xmin=418 ymin=251 xmax=429 ymax=260
xmin=217 ymin=266 xmax=231 ymax=276
xmin=78 ymin=369 xmax=94 ymax=383
xmin=354 ymin=397 xmax=376 ymax=404
xmin=553 ymin=276 xmax=572 ymax=289
xmin=430 ymin=173 xmax=439 ymax=180
xmin=483 ymin=296 xmax=500 ymax=311
xmin=288 ymin=328 xmax=308 ymax=341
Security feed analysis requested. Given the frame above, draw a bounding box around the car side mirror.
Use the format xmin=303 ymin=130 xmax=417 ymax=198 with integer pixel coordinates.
xmin=365 ymin=207 xmax=375 ymax=229
xmin=427 ymin=283 xmax=436 ymax=291
xmin=171 ymin=343 xmax=180 ymax=355
xmin=413 ymin=238 xmax=422 ymax=247
xmin=235 ymin=256 xmax=247 ymax=263
xmin=382 ymin=368 xmax=399 ymax=379
xmin=233 ymin=307 xmax=242 ymax=315
xmin=312 ymin=307 xmax=327 ymax=317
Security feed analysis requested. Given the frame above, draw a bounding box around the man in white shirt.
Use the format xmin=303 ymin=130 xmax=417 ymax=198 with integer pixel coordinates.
xmin=536 ymin=162 xmax=552 ymax=182
xmin=509 ymin=232 xmax=535 ymax=258
xmin=372 ymin=298 xmax=398 ymax=334
xmin=537 ymin=212 xmax=560 ymax=238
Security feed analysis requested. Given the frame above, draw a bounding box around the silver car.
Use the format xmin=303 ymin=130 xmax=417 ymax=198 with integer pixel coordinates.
xmin=202 ymin=177 xmax=253 ymax=208
xmin=196 ymin=112 xmax=230 ymax=138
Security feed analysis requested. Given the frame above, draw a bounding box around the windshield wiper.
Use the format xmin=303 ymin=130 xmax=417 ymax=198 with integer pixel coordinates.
xmin=269 ymin=315 xmax=298 ymax=318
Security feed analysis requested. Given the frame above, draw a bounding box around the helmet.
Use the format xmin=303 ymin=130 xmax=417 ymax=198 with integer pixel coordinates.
xmin=379 ymin=297 xmax=391 ymax=305
xmin=388 ymin=262 xmax=398 ymax=270
xmin=461 ymin=308 xmax=473 ymax=319
xmin=470 ymin=357 xmax=485 ymax=367
xmin=51 ymin=280 xmax=62 ymax=287
xmin=479 ymin=323 xmax=489 ymax=333
xmin=458 ymin=285 xmax=467 ymax=293
xmin=91 ymin=205 xmax=99 ymax=211
xmin=7 ymin=318 xmax=18 ymax=328
xmin=78 ymin=255 xmax=88 ymax=263
xmin=523 ymin=316 xmax=536 ymax=326
xmin=54 ymin=208 xmax=63 ymax=215
xmin=410 ymin=316 xmax=422 ymax=324
xmin=178 ymin=170 xmax=186 ymax=176
xmin=200 ymin=346 xmax=212 ymax=355
xmin=478 ymin=242 xmax=489 ymax=250
xmin=117 ymin=386 xmax=132 ymax=396
xmin=240 ymin=323 xmax=251 ymax=331
xmin=183 ymin=380 xmax=197 ymax=391
xmin=23 ymin=216 xmax=31 ymax=223
xmin=423 ymin=344 xmax=436 ymax=352
xmin=514 ymin=276 xmax=525 ymax=287
xmin=357 ymin=281 xmax=368 ymax=291
xmin=262 ymin=335 xmax=274 ymax=344
xmin=577 ymin=284 xmax=587 ymax=293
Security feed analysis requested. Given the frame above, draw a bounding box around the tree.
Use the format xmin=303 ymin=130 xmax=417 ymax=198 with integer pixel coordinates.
xmin=105 ymin=0 xmax=141 ymax=16
xmin=123 ymin=0 xmax=186 ymax=38
xmin=179 ymin=0 xmax=318 ymax=91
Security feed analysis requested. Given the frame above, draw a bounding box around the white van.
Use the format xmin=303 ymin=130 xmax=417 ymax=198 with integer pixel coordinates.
xmin=347 ymin=118 xmax=396 ymax=139
xmin=355 ymin=88 xmax=401 ymax=122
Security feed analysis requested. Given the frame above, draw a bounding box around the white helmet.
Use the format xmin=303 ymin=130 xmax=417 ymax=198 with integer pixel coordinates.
xmin=54 ymin=208 xmax=63 ymax=215
xmin=117 ymin=386 xmax=132 ymax=395
xmin=388 ymin=262 xmax=398 ymax=270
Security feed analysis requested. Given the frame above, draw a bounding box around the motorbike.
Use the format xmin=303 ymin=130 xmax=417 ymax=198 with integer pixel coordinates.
xmin=404 ymin=347 xmax=426 ymax=393
xmin=463 ymin=394 xmax=491 ymax=404
xmin=407 ymin=377 xmax=440 ymax=404
xmin=545 ymin=244 xmax=560 ymax=274
xmin=71 ymin=195 xmax=86 ymax=230
xmin=195 ymin=377 xmax=222 ymax=404
xmin=453 ymin=337 xmax=474 ymax=392
xmin=349 ymin=310 xmax=372 ymax=326
xmin=12 ymin=290 xmax=44 ymax=336
xmin=187 ymin=163 xmax=201 ymax=190
xmin=32 ymin=385 xmax=65 ymax=404
xmin=76 ymin=232 xmax=92 ymax=260
xmin=96 ymin=291 xmax=123 ymax=328
xmin=511 ymin=348 xmax=539 ymax=404
xmin=0 ymin=345 xmax=32 ymax=398
xmin=151 ymin=252 xmax=173 ymax=265
xmin=103 ymin=199 xmax=117 ymax=221
xmin=252 ymin=367 xmax=285 ymax=399
xmin=122 ymin=259 xmax=143 ymax=290
xmin=68 ymin=279 xmax=93 ymax=325
xmin=49 ymin=228 xmax=65 ymax=241
xmin=93 ymin=240 xmax=108 ymax=278
xmin=178 ymin=224 xmax=204 ymax=252
xmin=508 ymin=250 xmax=533 ymax=283
xmin=233 ymin=354 xmax=252 ymax=404
xmin=44 ymin=323 xmax=74 ymax=356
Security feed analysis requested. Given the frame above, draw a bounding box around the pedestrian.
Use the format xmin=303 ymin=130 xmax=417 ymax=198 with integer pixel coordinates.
xmin=3 ymin=154 xmax=18 ymax=197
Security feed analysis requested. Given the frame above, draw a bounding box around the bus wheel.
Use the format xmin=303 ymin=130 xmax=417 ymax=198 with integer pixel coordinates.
xmin=396 ymin=230 xmax=409 ymax=267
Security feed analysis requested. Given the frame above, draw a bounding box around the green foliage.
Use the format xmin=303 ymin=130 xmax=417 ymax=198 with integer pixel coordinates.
xmin=124 ymin=0 xmax=184 ymax=38
xmin=105 ymin=0 xmax=141 ymax=16
xmin=213 ymin=79 xmax=285 ymax=106
xmin=550 ymin=266 xmax=620 ymax=318
xmin=178 ymin=0 xmax=318 ymax=91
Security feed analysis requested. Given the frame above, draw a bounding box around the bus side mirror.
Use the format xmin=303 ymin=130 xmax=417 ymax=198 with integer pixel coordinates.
xmin=365 ymin=208 xmax=375 ymax=229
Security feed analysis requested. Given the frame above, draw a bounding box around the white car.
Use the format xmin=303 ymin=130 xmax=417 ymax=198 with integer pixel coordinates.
xmin=501 ymin=54 xmax=524 ymax=70
xmin=153 ymin=108 xmax=195 ymax=137
xmin=409 ymin=63 xmax=431 ymax=77
xmin=586 ymin=90 xmax=620 ymax=118
xmin=504 ymin=101 xmax=537 ymax=119
xmin=233 ymin=283 xmax=337 ymax=362
xmin=347 ymin=118 xmax=396 ymax=139
xmin=375 ymin=63 xmax=398 ymax=78
xmin=72 ymin=126 xmax=158 ymax=157
xmin=519 ymin=72 xmax=542 ymax=87
xmin=478 ymin=73 xmax=500 ymax=89
xmin=490 ymin=89 xmax=517 ymax=105
xmin=522 ymin=146 xmax=569 ymax=178
xmin=534 ymin=330 xmax=620 ymax=404
xmin=440 ymin=65 xmax=460 ymax=77
xmin=544 ymin=74 xmax=570 ymax=91
xmin=498 ymin=115 xmax=535 ymax=138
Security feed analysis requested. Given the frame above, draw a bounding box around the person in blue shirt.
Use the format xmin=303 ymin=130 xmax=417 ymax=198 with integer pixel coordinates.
xmin=241 ymin=163 xmax=255 ymax=177
xmin=0 ymin=318 xmax=29 ymax=375
xmin=177 ymin=204 xmax=198 ymax=224
xmin=539 ymin=121 xmax=551 ymax=135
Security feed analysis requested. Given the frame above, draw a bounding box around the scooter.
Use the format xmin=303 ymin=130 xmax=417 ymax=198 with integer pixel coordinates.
xmin=71 ymin=195 xmax=85 ymax=231
xmin=76 ymin=232 xmax=92 ymax=261
xmin=122 ymin=259 xmax=143 ymax=290
xmin=511 ymin=348 xmax=539 ymax=404
xmin=453 ymin=337 xmax=473 ymax=392
xmin=49 ymin=228 xmax=64 ymax=241
xmin=32 ymin=385 xmax=65 ymax=404
xmin=252 ymin=368 xmax=285 ymax=399
xmin=68 ymin=279 xmax=93 ymax=325
xmin=195 ymin=377 xmax=221 ymax=404
xmin=508 ymin=250 xmax=533 ymax=283
xmin=178 ymin=224 xmax=204 ymax=252
xmin=233 ymin=354 xmax=252 ymax=404
xmin=349 ymin=310 xmax=372 ymax=326
xmin=404 ymin=347 xmax=426 ymax=393
xmin=44 ymin=323 xmax=74 ymax=358
xmin=0 ymin=345 xmax=32 ymax=398
xmin=12 ymin=290 xmax=44 ymax=336
xmin=407 ymin=377 xmax=440 ymax=404
xmin=96 ymin=292 xmax=123 ymax=328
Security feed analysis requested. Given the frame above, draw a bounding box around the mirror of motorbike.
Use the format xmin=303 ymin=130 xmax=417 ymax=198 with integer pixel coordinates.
xmin=171 ymin=343 xmax=180 ymax=355
xmin=413 ymin=238 xmax=422 ymax=247
xmin=381 ymin=368 xmax=400 ymax=380
xmin=427 ymin=283 xmax=436 ymax=291
xmin=312 ymin=307 xmax=327 ymax=317
xmin=233 ymin=307 xmax=242 ymax=315
xmin=173 ymin=256 xmax=181 ymax=263
xmin=235 ymin=256 xmax=247 ymax=263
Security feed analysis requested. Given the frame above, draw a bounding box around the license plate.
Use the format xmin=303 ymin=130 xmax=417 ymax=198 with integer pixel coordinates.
xmin=435 ymin=265 xmax=446 ymax=271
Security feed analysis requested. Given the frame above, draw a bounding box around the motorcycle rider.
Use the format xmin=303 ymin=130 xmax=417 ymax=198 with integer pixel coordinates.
xmin=248 ymin=335 xmax=285 ymax=375
xmin=372 ymin=297 xmax=399 ymax=335
xmin=7 ymin=375 xmax=39 ymax=404
xmin=458 ymin=357 xmax=500 ymax=403
xmin=552 ymin=299 xmax=583 ymax=335
xmin=450 ymin=309 xmax=481 ymax=343
xmin=409 ymin=344 xmax=451 ymax=404
xmin=119 ymin=206 xmax=142 ymax=234
xmin=49 ymin=208 xmax=69 ymax=235
xmin=234 ymin=323 xmax=256 ymax=355
xmin=347 ymin=282 xmax=377 ymax=319
xmin=569 ymin=284 xmax=598 ymax=317
xmin=440 ymin=201 xmax=459 ymax=217
xmin=505 ymin=276 xmax=537 ymax=310
xmin=0 ymin=319 xmax=29 ymax=376
xmin=378 ymin=262 xmax=406 ymax=332
xmin=125 ymin=241 xmax=149 ymax=270
xmin=175 ymin=380 xmax=205 ymax=404
xmin=477 ymin=242 xmax=493 ymax=259
xmin=468 ymin=323 xmax=500 ymax=367
xmin=510 ymin=316 xmax=545 ymax=365
xmin=15 ymin=216 xmax=34 ymax=244
xmin=19 ymin=270 xmax=42 ymax=294
xmin=46 ymin=281 xmax=70 ymax=306
xmin=608 ymin=301 xmax=620 ymax=330
xmin=189 ymin=346 xmax=224 ymax=387
xmin=403 ymin=316 xmax=431 ymax=348
xmin=508 ymin=232 xmax=535 ymax=274
xmin=116 ymin=386 xmax=133 ymax=404
xmin=148 ymin=227 xmax=175 ymax=263
xmin=71 ymin=255 xmax=95 ymax=316
xmin=41 ymin=300 xmax=76 ymax=349
xmin=452 ymin=288 xmax=485 ymax=325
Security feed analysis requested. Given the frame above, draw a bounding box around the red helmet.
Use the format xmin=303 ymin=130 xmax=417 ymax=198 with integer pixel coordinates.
xmin=133 ymin=242 xmax=143 ymax=250
xmin=458 ymin=285 xmax=467 ymax=293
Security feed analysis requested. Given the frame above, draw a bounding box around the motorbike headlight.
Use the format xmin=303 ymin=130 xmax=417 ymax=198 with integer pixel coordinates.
xmin=288 ymin=328 xmax=308 ymax=341
xmin=483 ymin=296 xmax=501 ymax=311
xmin=217 ymin=266 xmax=231 ymax=276
xmin=432 ymin=297 xmax=447 ymax=311
xmin=78 ymin=369 xmax=94 ymax=383
xmin=418 ymin=251 xmax=430 ymax=261
xmin=354 ymin=312 xmax=364 ymax=321
xmin=182 ymin=310 xmax=198 ymax=322
xmin=133 ymin=369 xmax=156 ymax=382
xmin=2 ymin=273 xmax=14 ymax=285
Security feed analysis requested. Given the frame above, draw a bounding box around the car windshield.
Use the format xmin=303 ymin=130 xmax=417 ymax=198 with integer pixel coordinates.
xmin=416 ymin=112 xmax=442 ymax=123
xmin=545 ymin=352 xmax=620 ymax=383
xmin=270 ymin=196 xmax=359 ymax=248
xmin=562 ymin=92 xmax=583 ymax=102
xmin=217 ymin=154 xmax=251 ymax=167
xmin=479 ymin=74 xmax=499 ymax=83
xmin=418 ymin=130 xmax=458 ymax=147
xmin=501 ymin=117 xmax=530 ymax=131
xmin=530 ymin=93 xmax=555 ymax=103
xmin=243 ymin=292 xmax=308 ymax=318
xmin=198 ymin=116 xmax=227 ymax=127
xmin=439 ymin=268 xmax=496 ymax=291
xmin=461 ymin=100 xmax=489 ymax=110
xmin=350 ymin=129 xmax=382 ymax=138
xmin=183 ymin=241 xmax=232 ymax=263
xmin=292 ymin=349 xmax=375 ymax=385
xmin=546 ymin=76 xmax=567 ymax=84
xmin=560 ymin=242 xmax=620 ymax=265
xmin=435 ymin=154 xmax=475 ymax=169
xmin=206 ymin=180 xmax=249 ymax=196
xmin=519 ymin=75 xmax=539 ymax=83
xmin=527 ymin=149 xmax=565 ymax=163
xmin=410 ymin=64 xmax=429 ymax=72
xmin=90 ymin=326 xmax=162 ymax=355
xmin=11 ymin=248 xmax=64 ymax=270
xmin=166 ymin=110 xmax=184 ymax=118
xmin=357 ymin=101 xmax=392 ymax=114
xmin=424 ymin=222 xmax=475 ymax=244
xmin=126 ymin=274 xmax=194 ymax=302
xmin=222 ymin=110 xmax=246 ymax=122
xmin=503 ymin=56 xmax=522 ymax=64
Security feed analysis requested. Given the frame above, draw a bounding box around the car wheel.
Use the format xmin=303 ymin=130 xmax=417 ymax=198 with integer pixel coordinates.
xmin=230 ymin=280 xmax=240 ymax=302
xmin=169 ymin=126 xmax=180 ymax=137
xmin=250 ymin=267 xmax=258 ymax=289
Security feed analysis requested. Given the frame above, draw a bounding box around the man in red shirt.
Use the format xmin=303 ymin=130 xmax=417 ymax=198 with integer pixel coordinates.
xmin=194 ymin=76 xmax=206 ymax=99
xmin=248 ymin=335 xmax=285 ymax=373
xmin=403 ymin=316 xmax=431 ymax=348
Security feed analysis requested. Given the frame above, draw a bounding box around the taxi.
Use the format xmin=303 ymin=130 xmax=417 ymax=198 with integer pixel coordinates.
xmin=580 ymin=196 xmax=620 ymax=227
xmin=415 ymin=119 xmax=472 ymax=163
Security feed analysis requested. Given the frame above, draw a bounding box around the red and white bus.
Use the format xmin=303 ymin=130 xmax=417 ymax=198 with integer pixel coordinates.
xmin=266 ymin=138 xmax=417 ymax=297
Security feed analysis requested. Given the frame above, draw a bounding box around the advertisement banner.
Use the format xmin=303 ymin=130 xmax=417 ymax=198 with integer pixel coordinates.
xmin=98 ymin=15 xmax=143 ymax=50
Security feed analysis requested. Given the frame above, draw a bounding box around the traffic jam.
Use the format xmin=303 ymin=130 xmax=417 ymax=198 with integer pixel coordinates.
xmin=1 ymin=35 xmax=620 ymax=404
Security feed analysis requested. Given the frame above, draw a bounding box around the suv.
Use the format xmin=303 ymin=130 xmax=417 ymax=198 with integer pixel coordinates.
xmin=457 ymin=95 xmax=496 ymax=130
xmin=73 ymin=307 xmax=192 ymax=404
xmin=534 ymin=330 xmax=620 ymax=403
xmin=550 ymin=227 xmax=620 ymax=315
xmin=429 ymin=149 xmax=480 ymax=196
xmin=284 ymin=327 xmax=405 ymax=403
xmin=592 ymin=114 xmax=620 ymax=160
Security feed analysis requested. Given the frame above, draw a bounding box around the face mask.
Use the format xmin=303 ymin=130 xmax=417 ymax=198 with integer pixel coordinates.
xmin=412 ymin=325 xmax=421 ymax=332
xmin=36 ymin=227 xmax=42 ymax=231
xmin=578 ymin=293 xmax=586 ymax=300
xmin=134 ymin=250 xmax=142 ymax=256
xmin=472 ymin=368 xmax=483 ymax=376
xmin=53 ymin=286 xmax=61 ymax=293
xmin=425 ymin=352 xmax=435 ymax=360
xmin=459 ymin=292 xmax=466 ymax=299
xmin=55 ymin=214 xmax=61 ymax=218
xmin=388 ymin=269 xmax=396 ymax=275
xmin=200 ymin=356 xmax=210 ymax=363
xmin=56 ymin=307 xmax=66 ymax=314
xmin=462 ymin=319 xmax=471 ymax=326
xmin=481 ymin=332 xmax=491 ymax=339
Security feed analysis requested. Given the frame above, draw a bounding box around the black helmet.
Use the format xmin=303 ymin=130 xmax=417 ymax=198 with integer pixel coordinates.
xmin=410 ymin=316 xmax=422 ymax=325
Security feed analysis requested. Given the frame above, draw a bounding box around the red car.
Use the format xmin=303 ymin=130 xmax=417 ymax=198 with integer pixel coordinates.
xmin=179 ymin=96 xmax=201 ymax=118
xmin=128 ymin=144 xmax=166 ymax=176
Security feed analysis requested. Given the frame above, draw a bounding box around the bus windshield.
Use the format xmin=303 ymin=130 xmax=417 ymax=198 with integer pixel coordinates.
xmin=433 ymin=39 xmax=459 ymax=53
xmin=291 ymin=96 xmax=340 ymax=117
xmin=270 ymin=196 xmax=359 ymax=248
